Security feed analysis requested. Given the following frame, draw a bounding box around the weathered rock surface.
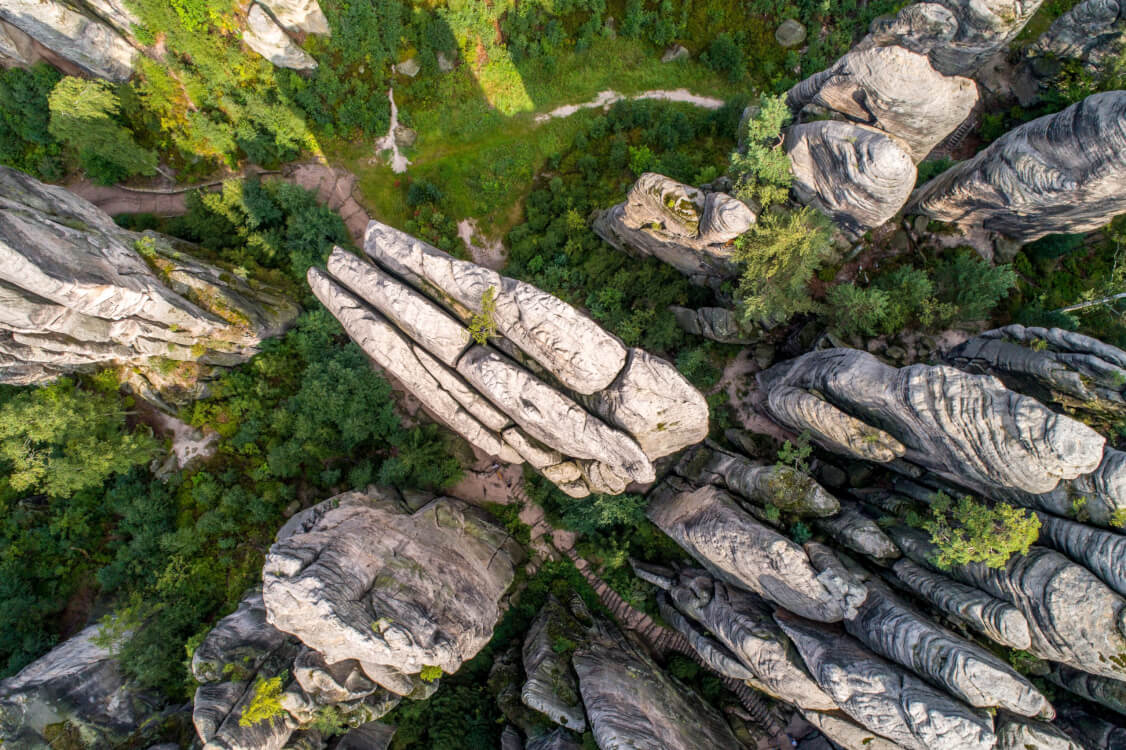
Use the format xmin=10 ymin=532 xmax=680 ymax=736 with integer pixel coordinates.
xmin=571 ymin=614 xmax=741 ymax=749
xmin=994 ymin=713 xmax=1083 ymax=750
xmin=334 ymin=722 xmax=396 ymax=750
xmin=1031 ymin=0 xmax=1125 ymax=72
xmin=990 ymin=448 xmax=1126 ymax=528
xmin=648 ymin=484 xmax=866 ymax=621
xmin=525 ymin=728 xmax=581 ymax=750
xmin=591 ymin=172 xmax=751 ymax=287
xmin=859 ymin=0 xmax=1046 ymax=77
xmin=364 ymin=220 xmax=626 ymax=395
xmin=909 ymin=91 xmax=1126 ymax=243
xmin=1035 ymin=511 xmax=1126 ymax=597
xmin=890 ymin=525 xmax=1126 ymax=680
xmin=1048 ymin=663 xmax=1126 ymax=717
xmin=0 ymin=167 xmax=298 ymax=393
xmin=0 ymin=0 xmax=136 ymax=80
xmin=257 ymin=0 xmax=330 ymax=34
xmin=758 ymin=348 xmax=1105 ymax=495
xmin=891 ymin=558 xmax=1032 ymax=649
xmin=244 ymin=4 xmax=318 ymax=70
xmin=521 ymin=598 xmax=586 ymax=732
xmin=840 ymin=557 xmax=1051 ymax=717
xmin=786 ymin=46 xmax=978 ymax=161
xmin=775 ymin=611 xmax=995 ymax=750
xmin=262 ymin=488 xmax=520 ymax=685
xmin=814 ymin=498 xmax=901 ymax=561
xmin=784 ymin=121 xmax=917 ymax=236
xmin=0 ymin=625 xmax=156 ymax=748
xmin=191 ymin=588 xmax=290 ymax=685
xmin=670 ymin=305 xmax=760 ymax=344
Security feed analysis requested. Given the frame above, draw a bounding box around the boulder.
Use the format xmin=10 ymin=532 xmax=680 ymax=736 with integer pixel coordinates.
xmin=520 ymin=598 xmax=586 ymax=732
xmin=364 ymin=220 xmax=627 ymax=395
xmin=784 ymin=121 xmax=917 ymax=236
xmin=1030 ymin=0 xmax=1125 ymax=72
xmin=657 ymin=593 xmax=761 ymax=682
xmin=0 ymin=0 xmax=136 ymax=80
xmin=661 ymin=44 xmax=689 ymax=62
xmin=890 ymin=525 xmax=1126 ymax=680
xmin=758 ymin=349 xmax=1105 ymax=495
xmin=891 ymin=558 xmax=1032 ymax=649
xmin=292 ymin=650 xmax=382 ymax=705
xmin=813 ymin=498 xmax=901 ymax=561
xmin=394 ymin=57 xmax=420 ymax=77
xmin=775 ymin=611 xmax=995 ymax=750
xmin=0 ymin=167 xmax=298 ymax=393
xmin=670 ymin=305 xmax=760 ymax=344
xmin=257 ymin=0 xmax=330 ymax=34
xmin=909 ymin=91 xmax=1126 ymax=243
xmin=0 ymin=625 xmax=156 ymax=748
xmin=262 ymin=488 xmax=520 ymax=687
xmin=591 ymin=173 xmax=752 ymax=287
xmin=243 ymin=4 xmax=318 ymax=71
xmin=775 ymin=19 xmax=808 ymax=47
xmin=994 ymin=713 xmax=1082 ymax=750
xmin=858 ymin=0 xmax=1046 ymax=77
xmin=786 ymin=46 xmax=978 ymax=161
xmin=648 ymin=485 xmax=866 ymax=621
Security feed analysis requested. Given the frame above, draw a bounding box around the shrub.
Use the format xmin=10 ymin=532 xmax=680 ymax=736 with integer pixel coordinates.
xmin=466 ymin=287 xmax=499 ymax=345
xmin=922 ymin=493 xmax=1040 ymax=570
xmin=240 ymin=673 xmax=287 ymax=726
xmin=701 ymin=33 xmax=745 ymax=81
xmin=419 ymin=665 xmax=443 ymax=682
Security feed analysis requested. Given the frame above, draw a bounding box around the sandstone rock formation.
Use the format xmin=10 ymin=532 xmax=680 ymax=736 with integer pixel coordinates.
xmin=257 ymin=0 xmax=330 ymax=35
xmin=521 ymin=598 xmax=586 ymax=731
xmin=858 ymin=0 xmax=1046 ymax=77
xmin=909 ymin=91 xmax=1126 ymax=243
xmin=784 ymin=121 xmax=917 ymax=236
xmin=1048 ymin=664 xmax=1126 ymax=717
xmin=670 ymin=305 xmax=761 ymax=344
xmin=758 ymin=348 xmax=1105 ymax=495
xmin=1030 ymin=0 xmax=1125 ymax=73
xmin=244 ymin=4 xmax=318 ymax=71
xmin=775 ymin=611 xmax=996 ymax=750
xmin=310 ymin=221 xmax=707 ymax=496
xmin=813 ymin=497 xmax=901 ymax=561
xmin=0 ymin=625 xmax=157 ymax=748
xmin=0 ymin=167 xmax=299 ymax=399
xmin=0 ymin=0 xmax=137 ymax=80
xmin=591 ymin=172 xmax=753 ymax=288
xmin=525 ymin=728 xmax=581 ymax=750
xmin=648 ymin=484 xmax=866 ymax=621
xmin=1034 ymin=511 xmax=1126 ymax=597
xmin=786 ymin=46 xmax=978 ymax=161
xmin=262 ymin=487 xmax=520 ymax=686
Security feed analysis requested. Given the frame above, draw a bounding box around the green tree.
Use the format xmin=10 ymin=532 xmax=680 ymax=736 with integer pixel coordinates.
xmin=701 ymin=33 xmax=745 ymax=81
xmin=48 ymin=77 xmax=157 ymax=184
xmin=466 ymin=287 xmax=499 ymax=345
xmin=0 ymin=64 xmax=63 ymax=179
xmin=729 ymin=94 xmax=792 ymax=209
xmin=825 ymin=283 xmax=891 ymax=338
xmin=733 ymin=207 xmax=833 ymax=325
xmin=922 ymin=493 xmax=1040 ymax=570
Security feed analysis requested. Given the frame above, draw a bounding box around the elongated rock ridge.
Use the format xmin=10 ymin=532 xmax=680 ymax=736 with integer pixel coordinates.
xmin=909 ymin=91 xmax=1126 ymax=243
xmin=0 ymin=167 xmax=299 ymax=399
xmin=311 ymin=222 xmax=707 ymax=495
xmin=0 ymin=0 xmax=137 ymax=80
xmin=591 ymin=172 xmax=753 ymax=288
xmin=1030 ymin=0 xmax=1125 ymax=73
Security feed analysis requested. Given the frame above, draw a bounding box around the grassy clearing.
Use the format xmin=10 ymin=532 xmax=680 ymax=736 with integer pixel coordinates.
xmin=326 ymin=37 xmax=746 ymax=240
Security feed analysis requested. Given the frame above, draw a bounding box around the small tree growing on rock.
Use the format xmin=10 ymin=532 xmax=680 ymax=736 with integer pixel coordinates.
xmin=921 ymin=493 xmax=1040 ymax=570
xmin=467 ymin=286 xmax=499 ymax=345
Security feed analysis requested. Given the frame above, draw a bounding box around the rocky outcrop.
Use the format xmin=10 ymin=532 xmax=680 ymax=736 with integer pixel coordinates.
xmin=520 ymin=598 xmax=586 ymax=732
xmin=758 ymin=348 xmax=1105 ymax=495
xmin=334 ymin=722 xmax=396 ymax=750
xmin=262 ymin=488 xmax=520 ymax=687
xmin=0 ymin=0 xmax=136 ymax=80
xmin=909 ymin=91 xmax=1126 ymax=243
xmin=0 ymin=625 xmax=157 ymax=748
xmin=591 ymin=172 xmax=753 ymax=287
xmin=995 ymin=713 xmax=1083 ymax=750
xmin=0 ymin=167 xmax=299 ymax=398
xmin=669 ymin=305 xmax=761 ymax=344
xmin=648 ymin=484 xmax=867 ymax=621
xmin=1048 ymin=664 xmax=1126 ymax=717
xmin=191 ymin=589 xmax=290 ymax=685
xmin=786 ymin=46 xmax=978 ymax=161
xmin=784 ymin=121 xmax=916 ymax=236
xmin=858 ymin=0 xmax=1046 ymax=77
xmin=890 ymin=525 xmax=1126 ymax=680
xmin=1034 ymin=511 xmax=1126 ymax=597
xmin=813 ymin=497 xmax=900 ymax=561
xmin=311 ymin=222 xmax=706 ymax=496
xmin=257 ymin=0 xmax=330 ymax=34
xmin=799 ymin=709 xmax=905 ymax=750
xmin=775 ymin=611 xmax=996 ymax=750
xmin=989 ymin=449 xmax=1126 ymax=528
xmin=244 ymin=4 xmax=318 ymax=71
xmin=1030 ymin=0 xmax=1125 ymax=73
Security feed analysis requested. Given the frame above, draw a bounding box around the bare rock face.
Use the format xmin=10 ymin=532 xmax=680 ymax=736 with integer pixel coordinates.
xmin=0 ymin=0 xmax=136 ymax=80
xmin=995 ymin=713 xmax=1083 ymax=750
xmin=775 ymin=611 xmax=996 ymax=750
xmin=758 ymin=348 xmax=1105 ymax=495
xmin=591 ymin=172 xmax=752 ymax=287
xmin=813 ymin=498 xmax=901 ymax=561
xmin=989 ymin=448 xmax=1126 ymax=528
xmin=191 ymin=589 xmax=290 ymax=685
xmin=525 ymin=728 xmax=581 ymax=750
xmin=257 ymin=0 xmax=330 ymax=34
xmin=1047 ymin=664 xmax=1126 ymax=718
xmin=786 ymin=46 xmax=978 ymax=161
xmin=244 ymin=4 xmax=318 ymax=71
xmin=840 ymin=558 xmax=1051 ymax=717
xmin=520 ymin=598 xmax=586 ymax=732
xmin=262 ymin=488 xmax=520 ymax=687
xmin=0 ymin=625 xmax=157 ymax=748
xmin=890 ymin=525 xmax=1126 ymax=680
xmin=785 ymin=121 xmax=917 ymax=236
xmin=648 ymin=484 xmax=866 ymax=621
xmin=334 ymin=722 xmax=396 ymax=750
xmin=0 ymin=167 xmax=299 ymax=396
xmin=669 ymin=305 xmax=761 ymax=344
xmin=1034 ymin=511 xmax=1126 ymax=597
xmin=1031 ymin=0 xmax=1125 ymax=72
xmin=571 ymin=614 xmax=741 ymax=749
xmin=909 ymin=91 xmax=1126 ymax=243
xmin=312 ymin=223 xmax=705 ymax=496
xmin=859 ymin=0 xmax=1046 ymax=77
xmin=799 ymin=709 xmax=906 ymax=750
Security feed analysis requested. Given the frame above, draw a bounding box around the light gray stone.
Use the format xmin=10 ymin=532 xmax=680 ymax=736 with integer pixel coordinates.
xmin=521 ymin=598 xmax=586 ymax=732
xmin=244 ymin=4 xmax=318 ymax=71
xmin=785 ymin=121 xmax=917 ymax=236
xmin=1031 ymin=0 xmax=1125 ymax=72
xmin=813 ymin=497 xmax=901 ymax=561
xmin=394 ymin=57 xmax=420 ymax=77
xmin=661 ymin=44 xmax=689 ymax=62
xmin=1047 ymin=663 xmax=1126 ymax=718
xmin=1035 ymin=511 xmax=1126 ymax=597
xmin=786 ymin=46 xmax=978 ymax=161
xmin=909 ymin=92 xmax=1126 ymax=243
xmin=192 ymin=589 xmax=290 ymax=684
xmin=525 ymin=728 xmax=581 ymax=750
xmin=776 ymin=19 xmax=808 ymax=47
xmin=799 ymin=709 xmax=906 ymax=750
xmin=334 ymin=721 xmax=396 ymax=750
xmin=989 ymin=448 xmax=1126 ymax=529
xmin=257 ymin=0 xmax=330 ymax=34
xmin=0 ymin=0 xmax=136 ymax=80
xmin=994 ymin=713 xmax=1082 ymax=750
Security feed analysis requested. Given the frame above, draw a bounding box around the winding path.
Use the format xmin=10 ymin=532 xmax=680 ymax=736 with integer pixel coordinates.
xmin=533 ymin=87 xmax=726 ymax=124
